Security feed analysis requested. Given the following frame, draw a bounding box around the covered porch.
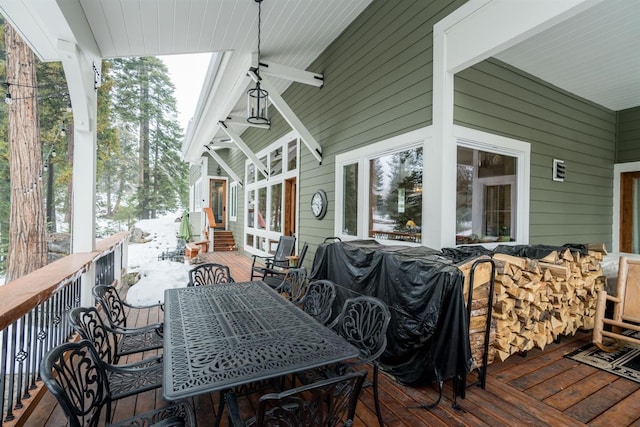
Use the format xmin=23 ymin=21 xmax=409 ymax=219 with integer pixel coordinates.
xmin=19 ymin=251 xmax=640 ymax=427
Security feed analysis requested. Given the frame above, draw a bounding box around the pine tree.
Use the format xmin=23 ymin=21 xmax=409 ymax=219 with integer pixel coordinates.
xmin=109 ymin=57 xmax=187 ymax=220
xmin=3 ymin=22 xmax=47 ymax=281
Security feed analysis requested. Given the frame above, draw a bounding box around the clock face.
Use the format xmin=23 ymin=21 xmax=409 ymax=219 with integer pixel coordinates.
xmin=311 ymin=190 xmax=327 ymax=219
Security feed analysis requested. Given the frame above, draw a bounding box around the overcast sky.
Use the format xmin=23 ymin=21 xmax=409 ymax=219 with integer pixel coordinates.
xmin=159 ymin=53 xmax=212 ymax=133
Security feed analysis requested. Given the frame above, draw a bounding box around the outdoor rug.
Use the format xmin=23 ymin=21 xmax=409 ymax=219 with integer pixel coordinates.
xmin=566 ymin=331 xmax=640 ymax=384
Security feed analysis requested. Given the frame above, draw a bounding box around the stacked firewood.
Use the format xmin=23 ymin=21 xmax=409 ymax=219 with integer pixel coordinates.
xmin=490 ymin=247 xmax=606 ymax=361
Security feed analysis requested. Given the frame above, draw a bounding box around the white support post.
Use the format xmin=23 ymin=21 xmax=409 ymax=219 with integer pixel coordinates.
xmin=57 ymin=40 xmax=98 ymax=253
xmin=218 ymin=121 xmax=270 ymax=177
xmin=248 ymin=70 xmax=323 ymax=163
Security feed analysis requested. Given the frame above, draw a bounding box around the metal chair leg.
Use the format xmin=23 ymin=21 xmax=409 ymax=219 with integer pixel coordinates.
xmin=373 ymin=364 xmax=384 ymax=426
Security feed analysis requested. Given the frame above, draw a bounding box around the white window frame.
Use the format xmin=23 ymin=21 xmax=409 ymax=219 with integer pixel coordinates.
xmin=454 ymin=125 xmax=530 ymax=248
xmin=244 ymin=131 xmax=300 ymax=256
xmin=229 ymin=181 xmax=238 ymax=222
xmin=335 ymin=127 xmax=430 ymax=245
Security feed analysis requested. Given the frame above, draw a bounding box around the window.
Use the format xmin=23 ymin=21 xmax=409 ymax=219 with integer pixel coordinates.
xmin=287 ymin=140 xmax=297 ymax=172
xmin=270 ymin=183 xmax=282 ymax=232
xmin=244 ymin=133 xmax=299 ymax=255
xmin=342 ymin=163 xmax=358 ymax=236
xmin=335 ymin=128 xmax=427 ymax=243
xmin=456 ymin=147 xmax=516 ymax=244
xmin=229 ymin=182 xmax=238 ymax=221
xmin=368 ymin=147 xmax=422 ymax=242
xmin=454 ymin=126 xmax=530 ymax=247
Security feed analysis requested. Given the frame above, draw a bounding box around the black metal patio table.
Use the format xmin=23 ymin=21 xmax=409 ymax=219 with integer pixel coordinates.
xmin=162 ymin=281 xmax=359 ymax=402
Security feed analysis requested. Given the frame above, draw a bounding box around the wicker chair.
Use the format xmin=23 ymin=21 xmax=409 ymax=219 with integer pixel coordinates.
xmin=300 ymin=279 xmax=337 ymax=325
xmin=188 ymin=262 xmax=234 ymax=286
xmin=226 ymin=370 xmax=366 ymax=427
xmin=40 ymin=340 xmax=195 ymax=427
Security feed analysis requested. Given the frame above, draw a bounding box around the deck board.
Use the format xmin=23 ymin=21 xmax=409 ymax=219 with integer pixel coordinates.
xmin=22 ymin=251 xmax=640 ymax=427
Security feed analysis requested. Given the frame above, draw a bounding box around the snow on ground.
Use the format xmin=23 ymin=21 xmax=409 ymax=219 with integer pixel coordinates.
xmin=125 ymin=214 xmax=192 ymax=306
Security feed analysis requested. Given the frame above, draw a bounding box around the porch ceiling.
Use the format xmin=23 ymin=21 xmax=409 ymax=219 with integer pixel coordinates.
xmin=0 ymin=0 xmax=637 ymax=164
xmin=495 ymin=0 xmax=640 ymax=112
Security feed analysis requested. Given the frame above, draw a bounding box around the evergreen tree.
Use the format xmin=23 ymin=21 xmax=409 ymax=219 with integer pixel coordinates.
xmin=110 ymin=57 xmax=187 ymax=220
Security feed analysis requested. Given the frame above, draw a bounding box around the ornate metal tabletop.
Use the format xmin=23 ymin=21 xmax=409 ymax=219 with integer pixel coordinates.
xmin=163 ymin=281 xmax=359 ymax=400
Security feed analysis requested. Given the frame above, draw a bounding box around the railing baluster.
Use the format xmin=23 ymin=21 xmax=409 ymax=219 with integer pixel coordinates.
xmin=0 ymin=232 xmax=127 ymax=425
xmin=5 ymin=321 xmax=17 ymax=421
xmin=1 ymin=324 xmax=8 ymax=426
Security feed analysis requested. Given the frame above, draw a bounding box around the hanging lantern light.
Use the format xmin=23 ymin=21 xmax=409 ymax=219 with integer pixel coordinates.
xmin=247 ymin=0 xmax=270 ymax=126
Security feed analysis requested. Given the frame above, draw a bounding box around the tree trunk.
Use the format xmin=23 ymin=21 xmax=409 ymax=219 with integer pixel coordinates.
xmin=138 ymin=61 xmax=150 ymax=219
xmin=4 ymin=24 xmax=47 ymax=282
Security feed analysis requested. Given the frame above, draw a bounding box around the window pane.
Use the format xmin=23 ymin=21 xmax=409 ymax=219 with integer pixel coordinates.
xmin=247 ymin=190 xmax=255 ymax=228
xmin=258 ymin=156 xmax=267 ymax=181
xmin=247 ymin=163 xmax=255 ymax=185
xmin=270 ymin=183 xmax=282 ymax=232
xmin=287 ymin=140 xmax=297 ymax=171
xmin=369 ymin=147 xmax=423 ymax=242
xmin=456 ymin=147 xmax=517 ymax=244
xmin=342 ymin=163 xmax=358 ymax=235
xmin=258 ymin=187 xmax=267 ymax=230
xmin=246 ymin=234 xmax=254 ymax=247
xmin=271 ymin=148 xmax=283 ymax=176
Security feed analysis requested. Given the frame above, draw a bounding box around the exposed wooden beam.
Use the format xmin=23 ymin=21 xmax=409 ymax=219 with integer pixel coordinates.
xmin=259 ymin=61 xmax=324 ymax=87
xmin=248 ymin=69 xmax=323 ymax=163
xmin=204 ymin=146 xmax=243 ymax=186
xmin=218 ymin=121 xmax=269 ymax=177
xmin=225 ymin=116 xmax=270 ymax=129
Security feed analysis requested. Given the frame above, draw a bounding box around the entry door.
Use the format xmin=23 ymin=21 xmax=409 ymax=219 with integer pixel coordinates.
xmin=210 ymin=179 xmax=227 ymax=229
xmin=284 ymin=178 xmax=297 ymax=237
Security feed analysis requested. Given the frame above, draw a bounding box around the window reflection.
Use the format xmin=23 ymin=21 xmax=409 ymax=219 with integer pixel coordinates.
xmin=270 ymin=183 xmax=282 ymax=232
xmin=456 ymin=147 xmax=517 ymax=244
xmin=342 ymin=163 xmax=358 ymax=235
xmin=368 ymin=147 xmax=422 ymax=243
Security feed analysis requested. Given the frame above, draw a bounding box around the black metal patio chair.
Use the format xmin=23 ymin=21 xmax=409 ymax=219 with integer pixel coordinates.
xmin=68 ymin=306 xmax=163 ymax=400
xmin=157 ymin=238 xmax=186 ymax=262
xmin=250 ymin=235 xmax=296 ymax=280
xmin=92 ymin=285 xmax=164 ymax=355
xmin=298 ymin=296 xmax=391 ymax=427
xmin=273 ymin=267 xmax=308 ymax=305
xmin=40 ymin=339 xmax=195 ymax=427
xmin=188 ymin=262 xmax=234 ymax=286
xmin=262 ymin=242 xmax=309 ymax=286
xmin=226 ymin=370 xmax=367 ymax=427
xmin=300 ymin=279 xmax=337 ymax=325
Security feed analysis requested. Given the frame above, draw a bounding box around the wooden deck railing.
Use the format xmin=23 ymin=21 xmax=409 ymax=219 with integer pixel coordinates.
xmin=0 ymin=232 xmax=128 ymax=427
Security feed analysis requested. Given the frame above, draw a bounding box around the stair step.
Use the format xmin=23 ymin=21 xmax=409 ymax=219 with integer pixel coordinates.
xmin=212 ymin=230 xmax=237 ymax=251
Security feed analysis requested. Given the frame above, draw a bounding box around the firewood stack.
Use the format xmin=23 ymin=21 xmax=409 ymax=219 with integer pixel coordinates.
xmin=490 ymin=247 xmax=606 ymax=362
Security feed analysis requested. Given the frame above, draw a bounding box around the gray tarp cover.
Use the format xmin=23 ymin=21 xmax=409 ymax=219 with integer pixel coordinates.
xmin=310 ymin=240 xmax=473 ymax=385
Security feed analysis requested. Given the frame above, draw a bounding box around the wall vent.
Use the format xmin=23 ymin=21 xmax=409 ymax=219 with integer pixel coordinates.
xmin=553 ymin=159 xmax=565 ymax=182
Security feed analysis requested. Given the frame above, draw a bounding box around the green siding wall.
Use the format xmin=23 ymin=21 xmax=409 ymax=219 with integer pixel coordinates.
xmin=616 ymin=107 xmax=640 ymax=163
xmin=455 ymin=59 xmax=616 ymax=246
xmin=236 ymin=0 xmax=464 ymax=266
xmin=203 ymin=0 xmax=622 ymax=260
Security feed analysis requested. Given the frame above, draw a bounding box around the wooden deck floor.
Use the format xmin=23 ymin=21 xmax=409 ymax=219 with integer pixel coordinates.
xmin=25 ymin=251 xmax=640 ymax=426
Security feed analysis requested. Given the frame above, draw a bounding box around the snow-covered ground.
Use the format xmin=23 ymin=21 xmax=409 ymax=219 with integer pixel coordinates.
xmin=125 ymin=214 xmax=192 ymax=306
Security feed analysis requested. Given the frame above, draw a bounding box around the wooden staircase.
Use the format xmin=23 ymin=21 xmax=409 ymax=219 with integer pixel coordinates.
xmin=213 ymin=230 xmax=237 ymax=251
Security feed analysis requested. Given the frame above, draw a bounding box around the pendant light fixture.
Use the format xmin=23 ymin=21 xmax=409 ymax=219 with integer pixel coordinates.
xmin=247 ymin=0 xmax=270 ymax=126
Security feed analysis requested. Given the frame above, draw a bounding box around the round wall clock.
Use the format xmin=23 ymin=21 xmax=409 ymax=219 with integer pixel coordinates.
xmin=310 ymin=190 xmax=328 ymax=220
